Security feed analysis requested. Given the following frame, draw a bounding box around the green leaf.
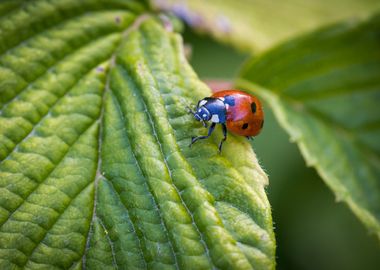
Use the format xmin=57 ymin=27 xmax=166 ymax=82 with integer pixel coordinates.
xmin=153 ymin=0 xmax=380 ymax=52
xmin=238 ymin=14 xmax=380 ymax=238
xmin=0 ymin=1 xmax=275 ymax=269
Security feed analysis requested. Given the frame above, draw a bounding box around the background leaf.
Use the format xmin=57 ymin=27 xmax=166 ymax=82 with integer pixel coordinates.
xmin=238 ymin=14 xmax=380 ymax=238
xmin=153 ymin=0 xmax=380 ymax=52
xmin=0 ymin=0 xmax=275 ymax=269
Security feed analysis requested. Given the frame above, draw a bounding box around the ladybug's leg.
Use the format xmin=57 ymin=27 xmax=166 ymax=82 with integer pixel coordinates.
xmin=190 ymin=122 xmax=216 ymax=147
xmin=218 ymin=123 xmax=227 ymax=153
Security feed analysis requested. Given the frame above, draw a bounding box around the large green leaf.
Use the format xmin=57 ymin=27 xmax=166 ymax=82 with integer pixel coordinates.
xmin=153 ymin=0 xmax=380 ymax=52
xmin=238 ymin=15 xmax=380 ymax=238
xmin=0 ymin=0 xmax=274 ymax=269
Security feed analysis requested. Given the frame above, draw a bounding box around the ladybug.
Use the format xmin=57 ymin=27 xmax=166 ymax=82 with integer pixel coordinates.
xmin=189 ymin=90 xmax=264 ymax=152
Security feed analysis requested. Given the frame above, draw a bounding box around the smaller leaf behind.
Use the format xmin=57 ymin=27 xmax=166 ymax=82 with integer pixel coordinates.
xmin=152 ymin=0 xmax=380 ymax=52
xmin=238 ymin=14 xmax=380 ymax=238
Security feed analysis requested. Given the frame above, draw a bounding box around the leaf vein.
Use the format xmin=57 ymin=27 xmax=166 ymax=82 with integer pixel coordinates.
xmin=0 ymin=122 xmax=96 ymax=228
xmin=110 ymin=89 xmax=176 ymax=268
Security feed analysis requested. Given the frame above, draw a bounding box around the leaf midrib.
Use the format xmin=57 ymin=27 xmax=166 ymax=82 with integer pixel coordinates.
xmin=138 ymin=30 xmax=212 ymax=267
xmin=81 ymin=14 xmax=173 ymax=269
xmin=107 ymin=89 xmax=174 ymax=268
xmin=111 ymin=64 xmax=182 ymax=268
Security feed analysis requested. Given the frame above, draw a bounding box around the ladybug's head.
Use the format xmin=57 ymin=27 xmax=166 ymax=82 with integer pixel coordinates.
xmin=188 ymin=99 xmax=211 ymax=127
xmin=194 ymin=106 xmax=211 ymax=122
xmin=194 ymin=107 xmax=211 ymax=127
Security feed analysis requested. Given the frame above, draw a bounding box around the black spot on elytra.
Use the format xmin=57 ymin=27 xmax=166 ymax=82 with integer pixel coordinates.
xmin=251 ymin=102 xmax=256 ymax=113
xmin=242 ymin=123 xmax=249 ymax=129
xmin=261 ymin=120 xmax=264 ymax=128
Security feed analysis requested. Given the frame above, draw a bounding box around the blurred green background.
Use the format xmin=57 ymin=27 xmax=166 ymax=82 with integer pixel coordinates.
xmin=183 ymin=28 xmax=380 ymax=270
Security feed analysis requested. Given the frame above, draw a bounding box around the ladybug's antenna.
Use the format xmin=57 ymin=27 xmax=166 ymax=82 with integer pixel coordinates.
xmin=186 ymin=105 xmax=208 ymax=128
xmin=186 ymin=105 xmax=195 ymax=114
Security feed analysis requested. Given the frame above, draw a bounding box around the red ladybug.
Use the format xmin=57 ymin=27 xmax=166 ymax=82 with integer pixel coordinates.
xmin=189 ymin=90 xmax=264 ymax=152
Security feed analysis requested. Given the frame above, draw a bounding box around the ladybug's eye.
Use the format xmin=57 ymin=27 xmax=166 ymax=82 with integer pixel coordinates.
xmin=198 ymin=99 xmax=208 ymax=107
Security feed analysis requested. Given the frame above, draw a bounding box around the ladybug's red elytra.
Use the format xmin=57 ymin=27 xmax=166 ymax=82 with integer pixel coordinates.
xmin=189 ymin=90 xmax=264 ymax=152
